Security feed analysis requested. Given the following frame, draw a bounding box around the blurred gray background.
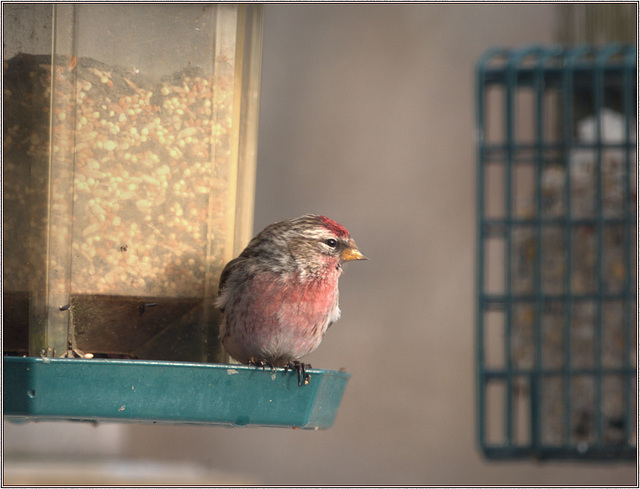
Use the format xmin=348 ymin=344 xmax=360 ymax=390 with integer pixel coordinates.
xmin=4 ymin=3 xmax=636 ymax=485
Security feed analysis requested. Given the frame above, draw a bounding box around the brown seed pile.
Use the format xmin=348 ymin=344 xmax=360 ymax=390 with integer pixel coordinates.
xmin=4 ymin=53 xmax=237 ymax=298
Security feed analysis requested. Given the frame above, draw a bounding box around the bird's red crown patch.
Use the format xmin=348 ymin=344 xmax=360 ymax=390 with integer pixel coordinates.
xmin=318 ymin=215 xmax=349 ymax=237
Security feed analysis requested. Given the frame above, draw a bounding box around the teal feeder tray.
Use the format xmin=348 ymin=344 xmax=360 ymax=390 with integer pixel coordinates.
xmin=3 ymin=357 xmax=350 ymax=429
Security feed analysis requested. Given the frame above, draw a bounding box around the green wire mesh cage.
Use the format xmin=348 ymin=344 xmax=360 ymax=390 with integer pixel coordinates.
xmin=475 ymin=45 xmax=636 ymax=460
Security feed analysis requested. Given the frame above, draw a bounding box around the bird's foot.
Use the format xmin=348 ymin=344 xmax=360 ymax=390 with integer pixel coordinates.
xmin=249 ymin=357 xmax=275 ymax=372
xmin=285 ymin=361 xmax=311 ymax=386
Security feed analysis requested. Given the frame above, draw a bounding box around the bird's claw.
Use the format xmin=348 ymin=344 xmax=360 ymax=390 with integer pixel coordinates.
xmin=247 ymin=357 xmax=311 ymax=385
xmin=285 ymin=361 xmax=311 ymax=386
xmin=249 ymin=357 xmax=275 ymax=372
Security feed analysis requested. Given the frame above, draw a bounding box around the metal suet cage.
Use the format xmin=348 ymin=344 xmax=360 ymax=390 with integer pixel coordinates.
xmin=476 ymin=45 xmax=636 ymax=460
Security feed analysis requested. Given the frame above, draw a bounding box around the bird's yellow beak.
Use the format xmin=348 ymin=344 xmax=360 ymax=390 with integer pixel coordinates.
xmin=341 ymin=239 xmax=368 ymax=262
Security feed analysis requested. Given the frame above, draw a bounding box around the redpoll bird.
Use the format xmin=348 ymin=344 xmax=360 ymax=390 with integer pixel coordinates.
xmin=216 ymin=214 xmax=366 ymax=384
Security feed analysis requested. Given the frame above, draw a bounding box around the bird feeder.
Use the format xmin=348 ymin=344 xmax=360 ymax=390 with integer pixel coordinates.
xmin=4 ymin=4 xmax=350 ymax=429
xmin=476 ymin=45 xmax=636 ymax=459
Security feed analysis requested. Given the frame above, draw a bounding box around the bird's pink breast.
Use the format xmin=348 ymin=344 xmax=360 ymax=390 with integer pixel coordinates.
xmin=223 ymin=268 xmax=340 ymax=364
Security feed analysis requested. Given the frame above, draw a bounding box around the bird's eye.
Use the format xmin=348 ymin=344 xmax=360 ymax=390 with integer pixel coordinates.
xmin=325 ymin=238 xmax=338 ymax=248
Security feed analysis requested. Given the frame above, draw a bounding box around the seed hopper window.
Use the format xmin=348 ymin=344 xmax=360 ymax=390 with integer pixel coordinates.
xmin=476 ymin=45 xmax=636 ymax=460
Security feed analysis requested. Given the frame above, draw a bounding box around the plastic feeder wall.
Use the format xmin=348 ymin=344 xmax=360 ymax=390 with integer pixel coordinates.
xmin=4 ymin=4 xmax=263 ymax=361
